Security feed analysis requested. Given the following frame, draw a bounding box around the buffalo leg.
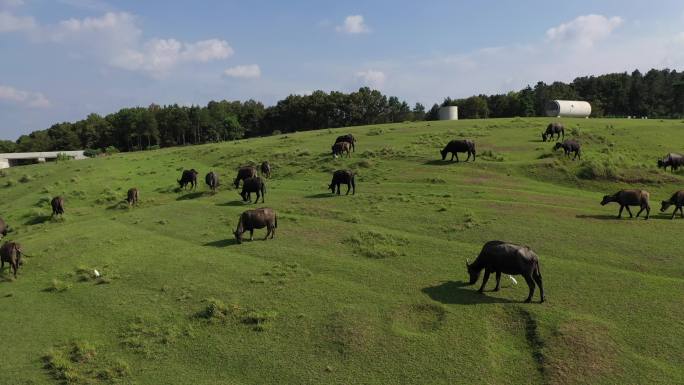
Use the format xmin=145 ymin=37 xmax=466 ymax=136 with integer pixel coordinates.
xmin=270 ymin=224 xmax=275 ymax=239
xmin=672 ymin=207 xmax=677 ymax=219
xmin=573 ymin=151 xmax=579 ymax=160
xmin=336 ymin=184 xmax=341 ymax=195
xmin=1 ymin=260 xmax=4 ymax=272
xmin=523 ymin=274 xmax=536 ymax=303
xmin=345 ymin=183 xmax=351 ymax=195
xmin=636 ymin=207 xmax=644 ymax=217
xmin=450 ymin=153 xmax=454 ymax=161
xmin=494 ymin=271 xmax=501 ymax=291
xmin=264 ymin=227 xmax=271 ymax=240
xmin=455 ymin=153 xmax=459 ymax=162
xmin=249 ymin=230 xmax=254 ymax=241
xmin=644 ymin=206 xmax=650 ymax=220
xmin=679 ymin=206 xmax=684 ymax=218
xmin=533 ymin=270 xmax=544 ymax=303
xmin=255 ymin=191 xmax=260 ymax=204
xmin=618 ymin=205 xmax=624 ymax=218
xmin=625 ymin=206 xmax=634 ymax=218
xmin=478 ymin=270 xmax=490 ymax=293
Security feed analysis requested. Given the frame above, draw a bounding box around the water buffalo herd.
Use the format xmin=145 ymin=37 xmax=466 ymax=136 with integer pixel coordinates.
xmin=1 ymin=123 xmax=683 ymax=305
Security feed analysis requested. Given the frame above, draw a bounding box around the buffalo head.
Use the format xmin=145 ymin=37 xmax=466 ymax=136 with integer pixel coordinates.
xmin=553 ymin=142 xmax=562 ymax=151
xmin=466 ymin=259 xmax=480 ymax=285
xmin=660 ymin=200 xmax=672 ymax=212
xmin=600 ymin=195 xmax=612 ymax=206
xmin=440 ymin=148 xmax=447 ymax=160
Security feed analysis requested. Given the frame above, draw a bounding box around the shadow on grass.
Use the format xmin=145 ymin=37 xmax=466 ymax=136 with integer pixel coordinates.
xmin=575 ymin=214 xmax=621 ymax=220
xmin=423 ymin=159 xmax=473 ymax=166
xmin=203 ymin=239 xmax=238 ymax=247
xmin=105 ymin=202 xmax=128 ymax=210
xmin=305 ymin=193 xmax=334 ymax=199
xmin=176 ymin=191 xmax=205 ymax=201
xmin=24 ymin=215 xmax=51 ymax=226
xmin=422 ymin=280 xmax=517 ymax=305
xmin=216 ymin=200 xmax=247 ymax=207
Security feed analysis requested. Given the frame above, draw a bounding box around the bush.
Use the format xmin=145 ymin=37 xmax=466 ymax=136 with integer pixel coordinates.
xmin=83 ymin=148 xmax=102 ymax=158
xmin=104 ymin=146 xmax=119 ymax=155
xmin=576 ymin=159 xmax=618 ymax=180
xmin=56 ymin=153 xmax=73 ymax=162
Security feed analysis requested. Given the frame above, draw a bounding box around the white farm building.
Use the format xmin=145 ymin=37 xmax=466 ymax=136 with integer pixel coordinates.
xmin=545 ymin=100 xmax=591 ymax=118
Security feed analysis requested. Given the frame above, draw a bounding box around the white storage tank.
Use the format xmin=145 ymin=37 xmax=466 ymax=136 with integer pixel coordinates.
xmin=438 ymin=106 xmax=459 ymax=120
xmin=545 ymin=100 xmax=591 ymax=118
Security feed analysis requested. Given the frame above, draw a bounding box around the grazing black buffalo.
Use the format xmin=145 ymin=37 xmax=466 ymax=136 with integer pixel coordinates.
xmin=467 ymin=240 xmax=545 ymax=303
xmin=554 ymin=140 xmax=581 ymax=160
xmin=177 ymin=169 xmax=198 ymax=190
xmin=233 ymin=166 xmax=258 ymax=188
xmin=335 ymin=134 xmax=356 ymax=152
xmin=542 ymin=123 xmax=564 ymax=142
xmin=260 ymin=161 xmax=271 ymax=178
xmin=240 ymin=177 xmax=266 ymax=203
xmin=127 ymin=188 xmax=139 ymax=206
xmin=601 ymin=189 xmax=650 ymax=219
xmin=332 ymin=141 xmax=352 ymax=158
xmin=0 ymin=217 xmax=7 ymax=238
xmin=440 ymin=140 xmax=476 ymax=162
xmin=657 ymin=153 xmax=684 ymax=172
xmin=329 ymin=170 xmax=355 ymax=195
xmin=1 ymin=241 xmax=23 ymax=278
xmin=660 ymin=190 xmax=684 ymax=219
xmin=51 ymin=196 xmax=65 ymax=217
xmin=205 ymin=172 xmax=219 ymax=193
xmin=234 ymin=208 xmax=277 ymax=244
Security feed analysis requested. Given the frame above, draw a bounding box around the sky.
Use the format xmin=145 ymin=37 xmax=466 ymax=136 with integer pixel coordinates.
xmin=2 ymin=0 xmax=684 ymax=140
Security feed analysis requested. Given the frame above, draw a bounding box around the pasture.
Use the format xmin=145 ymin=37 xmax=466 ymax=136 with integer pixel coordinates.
xmin=0 ymin=117 xmax=683 ymax=385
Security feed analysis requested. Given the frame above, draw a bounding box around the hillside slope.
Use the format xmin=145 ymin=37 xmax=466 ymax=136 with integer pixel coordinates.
xmin=1 ymin=117 xmax=683 ymax=385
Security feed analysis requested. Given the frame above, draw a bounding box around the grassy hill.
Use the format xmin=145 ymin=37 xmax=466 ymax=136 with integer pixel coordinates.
xmin=1 ymin=117 xmax=683 ymax=385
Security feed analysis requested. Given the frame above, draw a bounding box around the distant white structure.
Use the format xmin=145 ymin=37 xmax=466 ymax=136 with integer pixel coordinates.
xmin=545 ymin=100 xmax=591 ymax=118
xmin=0 ymin=151 xmax=87 ymax=169
xmin=438 ymin=106 xmax=459 ymax=120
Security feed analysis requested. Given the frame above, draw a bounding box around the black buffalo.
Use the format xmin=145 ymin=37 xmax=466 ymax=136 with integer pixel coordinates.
xmin=234 ymin=208 xmax=277 ymax=244
xmin=553 ymin=140 xmax=581 ymax=160
xmin=660 ymin=190 xmax=684 ymax=219
xmin=205 ymin=171 xmax=219 ymax=193
xmin=601 ymin=189 xmax=650 ymax=219
xmin=233 ymin=166 xmax=258 ymax=188
xmin=657 ymin=153 xmax=684 ymax=172
xmin=240 ymin=176 xmax=266 ymax=203
xmin=1 ymin=241 xmax=23 ymax=278
xmin=127 ymin=188 xmax=139 ymax=206
xmin=260 ymin=161 xmax=271 ymax=178
xmin=329 ymin=170 xmax=355 ymax=195
xmin=440 ymin=140 xmax=476 ymax=162
xmin=335 ymin=134 xmax=356 ymax=152
xmin=332 ymin=141 xmax=352 ymax=158
xmin=178 ymin=169 xmax=198 ymax=190
xmin=542 ymin=123 xmax=564 ymax=142
xmin=467 ymin=240 xmax=545 ymax=303
xmin=51 ymin=197 xmax=65 ymax=217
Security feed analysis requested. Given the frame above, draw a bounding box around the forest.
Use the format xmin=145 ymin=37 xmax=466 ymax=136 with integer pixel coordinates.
xmin=1 ymin=68 xmax=682 ymax=154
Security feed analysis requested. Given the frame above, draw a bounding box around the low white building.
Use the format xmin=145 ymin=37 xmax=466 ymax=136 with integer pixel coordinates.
xmin=545 ymin=100 xmax=592 ymax=118
xmin=438 ymin=106 xmax=459 ymax=120
xmin=0 ymin=151 xmax=87 ymax=169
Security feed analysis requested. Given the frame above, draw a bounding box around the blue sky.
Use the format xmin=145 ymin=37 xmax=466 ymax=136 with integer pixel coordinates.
xmin=2 ymin=0 xmax=684 ymax=140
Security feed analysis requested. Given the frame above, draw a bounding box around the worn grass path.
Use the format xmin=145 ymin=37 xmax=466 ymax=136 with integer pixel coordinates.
xmin=0 ymin=117 xmax=683 ymax=384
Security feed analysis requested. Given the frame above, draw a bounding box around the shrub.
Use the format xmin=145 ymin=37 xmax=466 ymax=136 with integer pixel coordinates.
xmin=576 ymin=159 xmax=618 ymax=180
xmin=104 ymin=146 xmax=119 ymax=155
xmin=83 ymin=148 xmax=101 ymax=158
xmin=56 ymin=153 xmax=73 ymax=162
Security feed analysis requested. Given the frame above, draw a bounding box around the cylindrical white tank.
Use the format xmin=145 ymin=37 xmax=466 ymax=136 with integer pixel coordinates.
xmin=545 ymin=100 xmax=591 ymax=118
xmin=438 ymin=106 xmax=458 ymax=120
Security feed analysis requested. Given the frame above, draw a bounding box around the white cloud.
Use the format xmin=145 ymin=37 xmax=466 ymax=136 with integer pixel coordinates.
xmin=13 ymin=12 xmax=233 ymax=76
xmin=0 ymin=10 xmax=35 ymax=32
xmin=355 ymin=69 xmax=385 ymax=89
xmin=224 ymin=64 xmax=261 ymax=79
xmin=336 ymin=15 xmax=370 ymax=34
xmin=0 ymin=85 xmax=50 ymax=108
xmin=546 ymin=14 xmax=623 ymax=48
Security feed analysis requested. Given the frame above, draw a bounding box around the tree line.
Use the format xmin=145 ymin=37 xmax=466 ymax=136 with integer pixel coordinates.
xmin=425 ymin=68 xmax=684 ymax=120
xmin=1 ymin=68 xmax=682 ymax=154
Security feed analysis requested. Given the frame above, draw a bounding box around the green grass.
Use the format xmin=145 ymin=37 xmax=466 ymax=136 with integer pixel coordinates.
xmin=1 ymin=117 xmax=683 ymax=384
